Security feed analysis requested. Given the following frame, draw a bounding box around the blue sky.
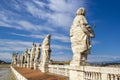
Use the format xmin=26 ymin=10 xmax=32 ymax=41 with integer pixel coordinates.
xmin=0 ymin=0 xmax=120 ymax=63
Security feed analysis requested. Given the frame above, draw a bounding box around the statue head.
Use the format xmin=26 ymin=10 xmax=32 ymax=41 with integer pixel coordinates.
xmin=39 ymin=44 xmax=41 ymax=47
xmin=76 ymin=7 xmax=86 ymax=16
xmin=46 ymin=34 xmax=51 ymax=39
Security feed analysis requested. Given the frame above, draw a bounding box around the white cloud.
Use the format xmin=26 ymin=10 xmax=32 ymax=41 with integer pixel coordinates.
xmin=87 ymin=55 xmax=120 ymax=63
xmin=24 ymin=0 xmax=86 ymax=30
xmin=11 ymin=33 xmax=45 ymax=39
xmin=52 ymin=34 xmax=70 ymax=42
xmin=0 ymin=52 xmax=12 ymax=61
xmin=33 ymin=0 xmax=46 ymax=8
xmin=51 ymin=52 xmax=71 ymax=61
xmin=92 ymin=40 xmax=100 ymax=45
xmin=51 ymin=44 xmax=70 ymax=51
xmin=0 ymin=39 xmax=33 ymax=51
xmin=0 ymin=39 xmax=70 ymax=52
xmin=11 ymin=32 xmax=70 ymax=43
xmin=17 ymin=21 xmax=55 ymax=32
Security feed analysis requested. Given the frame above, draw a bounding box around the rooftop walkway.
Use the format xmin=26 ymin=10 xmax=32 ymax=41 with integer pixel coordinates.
xmin=14 ymin=67 xmax=68 ymax=80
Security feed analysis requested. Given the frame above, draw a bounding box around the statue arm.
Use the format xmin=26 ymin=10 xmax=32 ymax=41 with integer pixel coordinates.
xmin=80 ymin=16 xmax=95 ymax=37
xmin=70 ymin=27 xmax=73 ymax=37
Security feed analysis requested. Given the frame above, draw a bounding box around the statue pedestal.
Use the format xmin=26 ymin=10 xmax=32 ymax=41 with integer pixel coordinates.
xmin=23 ymin=64 xmax=25 ymax=68
xmin=27 ymin=63 xmax=30 ymax=68
xmin=69 ymin=66 xmax=84 ymax=80
xmin=34 ymin=63 xmax=37 ymax=70
xmin=40 ymin=65 xmax=48 ymax=72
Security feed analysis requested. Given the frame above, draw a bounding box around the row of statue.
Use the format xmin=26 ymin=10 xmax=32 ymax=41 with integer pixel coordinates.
xmin=12 ymin=7 xmax=95 ymax=71
xmin=12 ymin=34 xmax=51 ymax=70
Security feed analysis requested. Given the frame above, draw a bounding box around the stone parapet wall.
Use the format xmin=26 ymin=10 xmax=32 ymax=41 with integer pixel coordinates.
xmin=48 ymin=65 xmax=69 ymax=77
xmin=11 ymin=66 xmax=28 ymax=80
xmin=48 ymin=65 xmax=120 ymax=80
xmin=70 ymin=66 xmax=120 ymax=80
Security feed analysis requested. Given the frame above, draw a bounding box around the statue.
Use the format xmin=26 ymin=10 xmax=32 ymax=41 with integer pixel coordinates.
xmin=12 ymin=52 xmax=18 ymax=65
xmin=34 ymin=44 xmax=41 ymax=70
xmin=70 ymin=8 xmax=95 ymax=66
xmin=17 ymin=54 xmax=20 ymax=67
xmin=40 ymin=34 xmax=51 ymax=72
xmin=27 ymin=48 xmax=31 ymax=68
xmin=30 ymin=43 xmax=36 ymax=69
xmin=20 ymin=53 xmax=24 ymax=67
xmin=23 ymin=50 xmax=28 ymax=67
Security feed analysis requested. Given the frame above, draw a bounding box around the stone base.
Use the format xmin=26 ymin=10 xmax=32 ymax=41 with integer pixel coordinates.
xmin=27 ymin=64 xmax=30 ymax=68
xmin=34 ymin=63 xmax=37 ymax=70
xmin=69 ymin=66 xmax=84 ymax=80
xmin=40 ymin=65 xmax=49 ymax=72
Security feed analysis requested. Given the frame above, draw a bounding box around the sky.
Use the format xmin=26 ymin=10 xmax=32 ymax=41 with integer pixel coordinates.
xmin=0 ymin=0 xmax=120 ymax=63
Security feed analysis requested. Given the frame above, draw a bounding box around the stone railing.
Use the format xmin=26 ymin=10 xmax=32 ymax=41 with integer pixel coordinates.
xmin=11 ymin=66 xmax=28 ymax=80
xmin=69 ymin=66 xmax=120 ymax=80
xmin=48 ymin=65 xmax=69 ymax=77
xmin=48 ymin=65 xmax=120 ymax=80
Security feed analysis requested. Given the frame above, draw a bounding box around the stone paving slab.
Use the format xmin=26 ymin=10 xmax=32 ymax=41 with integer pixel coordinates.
xmin=14 ymin=67 xmax=68 ymax=80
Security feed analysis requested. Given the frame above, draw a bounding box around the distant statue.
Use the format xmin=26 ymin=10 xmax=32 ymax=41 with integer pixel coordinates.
xmin=17 ymin=54 xmax=20 ymax=67
xmin=70 ymin=8 xmax=95 ymax=66
xmin=30 ymin=43 xmax=36 ymax=69
xmin=12 ymin=52 xmax=18 ymax=65
xmin=20 ymin=53 xmax=24 ymax=67
xmin=27 ymin=48 xmax=31 ymax=68
xmin=34 ymin=44 xmax=41 ymax=70
xmin=41 ymin=34 xmax=51 ymax=65
xmin=23 ymin=50 xmax=27 ymax=64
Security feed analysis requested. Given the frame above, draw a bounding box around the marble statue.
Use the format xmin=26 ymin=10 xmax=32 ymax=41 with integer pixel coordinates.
xmin=40 ymin=34 xmax=51 ymax=72
xmin=70 ymin=8 xmax=95 ymax=66
xmin=34 ymin=44 xmax=41 ymax=70
xmin=12 ymin=52 xmax=18 ymax=65
xmin=17 ymin=54 xmax=20 ymax=67
xmin=23 ymin=50 xmax=28 ymax=67
xmin=27 ymin=48 xmax=31 ymax=68
xmin=20 ymin=53 xmax=24 ymax=67
xmin=30 ymin=43 xmax=36 ymax=69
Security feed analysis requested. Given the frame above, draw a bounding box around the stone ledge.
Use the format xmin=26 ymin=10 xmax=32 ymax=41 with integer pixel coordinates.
xmin=11 ymin=66 xmax=28 ymax=80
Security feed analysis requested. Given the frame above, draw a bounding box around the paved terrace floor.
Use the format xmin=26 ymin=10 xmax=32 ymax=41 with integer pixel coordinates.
xmin=14 ymin=67 xmax=68 ymax=80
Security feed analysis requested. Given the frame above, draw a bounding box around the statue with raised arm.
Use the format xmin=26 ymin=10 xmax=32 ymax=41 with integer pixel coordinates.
xmin=40 ymin=34 xmax=51 ymax=72
xmin=34 ymin=44 xmax=41 ymax=70
xmin=30 ymin=43 xmax=36 ymax=69
xmin=70 ymin=8 xmax=95 ymax=66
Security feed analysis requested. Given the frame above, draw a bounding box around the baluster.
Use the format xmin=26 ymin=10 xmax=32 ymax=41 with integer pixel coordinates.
xmin=115 ymin=75 xmax=118 ymax=80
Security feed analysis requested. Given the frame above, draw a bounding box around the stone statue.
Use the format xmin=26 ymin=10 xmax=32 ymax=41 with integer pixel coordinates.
xmin=27 ymin=48 xmax=31 ymax=68
xmin=70 ymin=8 xmax=95 ymax=66
xmin=30 ymin=43 xmax=36 ymax=69
xmin=23 ymin=50 xmax=28 ymax=67
xmin=20 ymin=53 xmax=24 ymax=67
xmin=12 ymin=52 xmax=18 ymax=65
xmin=34 ymin=44 xmax=41 ymax=70
xmin=17 ymin=54 xmax=20 ymax=67
xmin=40 ymin=34 xmax=51 ymax=72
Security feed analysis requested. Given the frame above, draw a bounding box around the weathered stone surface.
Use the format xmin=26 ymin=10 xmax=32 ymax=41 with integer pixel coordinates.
xmin=40 ymin=34 xmax=51 ymax=72
xmin=70 ymin=7 xmax=95 ymax=66
xmin=26 ymin=48 xmax=31 ymax=68
xmin=30 ymin=43 xmax=36 ymax=69
xmin=12 ymin=52 xmax=18 ymax=65
xmin=34 ymin=44 xmax=41 ymax=70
